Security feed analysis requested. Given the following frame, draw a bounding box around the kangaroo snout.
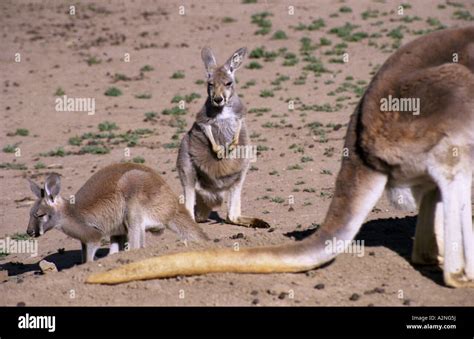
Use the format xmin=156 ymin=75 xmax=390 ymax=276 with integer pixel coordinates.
xmin=212 ymin=95 xmax=224 ymax=106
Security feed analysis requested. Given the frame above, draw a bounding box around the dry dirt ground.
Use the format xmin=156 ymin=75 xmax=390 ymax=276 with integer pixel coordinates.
xmin=1 ymin=0 xmax=473 ymax=306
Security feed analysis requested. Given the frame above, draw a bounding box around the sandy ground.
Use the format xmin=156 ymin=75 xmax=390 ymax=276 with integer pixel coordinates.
xmin=0 ymin=0 xmax=473 ymax=306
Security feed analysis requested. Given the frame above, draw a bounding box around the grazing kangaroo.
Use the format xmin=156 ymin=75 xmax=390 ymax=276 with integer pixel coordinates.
xmin=27 ymin=163 xmax=208 ymax=262
xmin=176 ymin=46 xmax=269 ymax=228
xmin=87 ymin=27 xmax=474 ymax=288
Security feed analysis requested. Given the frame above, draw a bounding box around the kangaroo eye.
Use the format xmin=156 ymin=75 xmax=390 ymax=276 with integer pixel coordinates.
xmin=225 ymin=81 xmax=232 ymax=87
xmin=34 ymin=213 xmax=46 ymax=218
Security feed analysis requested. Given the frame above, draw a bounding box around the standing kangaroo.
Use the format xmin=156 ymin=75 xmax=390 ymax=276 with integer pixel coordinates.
xmin=176 ymin=47 xmax=269 ymax=228
xmin=27 ymin=163 xmax=208 ymax=262
xmin=87 ymin=27 xmax=474 ymax=288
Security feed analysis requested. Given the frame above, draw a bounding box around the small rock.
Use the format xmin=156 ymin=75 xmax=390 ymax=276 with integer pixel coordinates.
xmin=403 ymin=299 xmax=411 ymax=306
xmin=314 ymin=283 xmax=325 ymax=290
xmin=349 ymin=293 xmax=360 ymax=301
xmin=250 ymin=290 xmax=258 ymax=296
xmin=230 ymin=233 xmax=244 ymax=240
xmin=39 ymin=260 xmax=58 ymax=274
xmin=278 ymin=292 xmax=288 ymax=300
xmin=369 ymin=251 xmax=375 ymax=256
xmin=17 ymin=302 xmax=26 ymax=307
xmin=0 ymin=270 xmax=9 ymax=282
xmin=251 ymin=298 xmax=259 ymax=305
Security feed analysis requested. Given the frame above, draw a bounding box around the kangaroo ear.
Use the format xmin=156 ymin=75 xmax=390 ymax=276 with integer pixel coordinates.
xmin=225 ymin=47 xmax=247 ymax=73
xmin=44 ymin=173 xmax=61 ymax=202
xmin=201 ymin=47 xmax=217 ymax=76
xmin=28 ymin=179 xmax=43 ymax=199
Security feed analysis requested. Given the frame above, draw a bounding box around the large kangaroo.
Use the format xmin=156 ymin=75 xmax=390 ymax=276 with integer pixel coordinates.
xmin=27 ymin=163 xmax=208 ymax=262
xmin=87 ymin=27 xmax=474 ymax=288
xmin=177 ymin=47 xmax=269 ymax=228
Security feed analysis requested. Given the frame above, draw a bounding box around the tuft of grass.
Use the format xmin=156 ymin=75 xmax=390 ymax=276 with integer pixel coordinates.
xmin=140 ymin=65 xmax=154 ymax=72
xmin=162 ymin=106 xmax=187 ymax=116
xmin=301 ymin=156 xmax=313 ymax=163
xmin=251 ymin=12 xmax=272 ymax=35
xmin=259 ymin=89 xmax=274 ymax=98
xmin=272 ymin=30 xmax=287 ymax=40
xmin=0 ymin=162 xmax=27 ymax=170
xmin=86 ymin=56 xmax=101 ymax=65
xmin=11 ymin=233 xmax=32 ymax=241
xmin=40 ymin=147 xmax=69 ymax=157
xmin=80 ymin=145 xmax=109 ymax=155
xmin=68 ymin=136 xmax=82 ymax=146
xmin=144 ymin=111 xmax=158 ymax=121
xmin=3 ymin=144 xmax=18 ymax=153
xmin=329 ymin=23 xmax=368 ymax=42
xmin=34 ymin=162 xmax=46 ymax=169
xmin=287 ymin=164 xmax=303 ymax=170
xmin=104 ymin=87 xmax=122 ymax=97
xmin=452 ymin=10 xmax=473 ymax=21
xmin=135 ymin=93 xmax=152 ymax=99
xmin=54 ymin=87 xmax=65 ymax=96
xmin=319 ymin=37 xmax=332 ymax=46
xmin=246 ymin=61 xmax=263 ymax=69
xmin=98 ymin=121 xmax=119 ymax=132
xmin=339 ymin=6 xmax=352 ymax=13
xmin=132 ymin=156 xmax=145 ymax=164
xmin=171 ymin=71 xmax=185 ymax=79
xmin=222 ymin=16 xmax=236 ymax=23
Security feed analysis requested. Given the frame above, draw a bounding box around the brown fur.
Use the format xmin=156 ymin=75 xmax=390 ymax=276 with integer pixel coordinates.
xmin=27 ymin=163 xmax=208 ymax=262
xmin=177 ymin=47 xmax=269 ymax=228
xmin=88 ymin=27 xmax=474 ymax=287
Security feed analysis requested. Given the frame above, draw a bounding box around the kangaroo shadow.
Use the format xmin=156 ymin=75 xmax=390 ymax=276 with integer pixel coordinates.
xmin=284 ymin=215 xmax=444 ymax=286
xmin=0 ymin=248 xmax=109 ymax=277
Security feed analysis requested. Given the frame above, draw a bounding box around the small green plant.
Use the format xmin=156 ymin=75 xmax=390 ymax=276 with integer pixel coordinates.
xmin=339 ymin=6 xmax=352 ymax=13
xmin=98 ymin=121 xmax=119 ymax=131
xmin=54 ymin=87 xmax=65 ymax=96
xmin=287 ymin=164 xmax=303 ymax=170
xmin=320 ymin=37 xmax=332 ymax=46
xmin=0 ymin=162 xmax=27 ymax=170
xmin=80 ymin=145 xmax=109 ymax=155
xmin=34 ymin=162 xmax=46 ymax=169
xmin=144 ymin=111 xmax=158 ymax=121
xmin=259 ymin=89 xmax=274 ymax=98
xmin=171 ymin=71 xmax=185 ymax=79
xmin=140 ymin=65 xmax=154 ymax=72
xmin=11 ymin=233 xmax=32 ymax=241
xmin=246 ymin=61 xmax=263 ymax=69
xmin=162 ymin=106 xmax=187 ymax=116
xmin=222 ymin=16 xmax=236 ymax=23
xmin=86 ymin=56 xmax=101 ymax=65
xmin=272 ymin=30 xmax=287 ymax=40
xmin=15 ymin=128 xmax=29 ymax=136
xmin=452 ymin=10 xmax=473 ymax=21
xmin=135 ymin=93 xmax=152 ymax=99
xmin=40 ymin=147 xmax=68 ymax=157
xmin=251 ymin=12 xmax=272 ymax=35
xmin=68 ymin=136 xmax=82 ymax=146
xmin=301 ymin=156 xmax=313 ymax=163
xmin=104 ymin=87 xmax=122 ymax=97
xmin=3 ymin=144 xmax=18 ymax=153
xmin=132 ymin=156 xmax=145 ymax=164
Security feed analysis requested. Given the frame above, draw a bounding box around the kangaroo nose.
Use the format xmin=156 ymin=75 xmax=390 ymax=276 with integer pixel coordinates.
xmin=214 ymin=96 xmax=223 ymax=104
